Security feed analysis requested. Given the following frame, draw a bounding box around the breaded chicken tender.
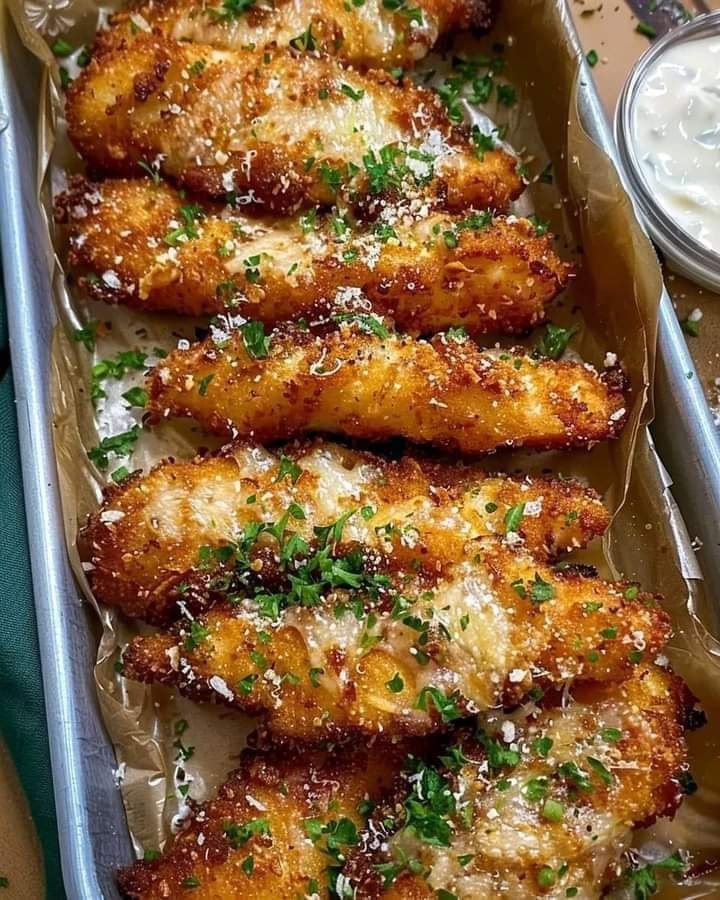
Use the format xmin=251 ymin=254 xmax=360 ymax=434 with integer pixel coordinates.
xmin=117 ymin=667 xmax=698 ymax=899
xmin=146 ymin=323 xmax=629 ymax=455
xmin=117 ymin=742 xmax=404 ymax=899
xmin=98 ymin=0 xmax=497 ymax=69
xmin=65 ymin=37 xmax=523 ymax=213
xmin=56 ymin=177 xmax=570 ymax=334
xmin=80 ymin=440 xmax=610 ymax=622
xmin=122 ymin=538 xmax=671 ymax=742
xmin=345 ymin=665 xmax=696 ymax=900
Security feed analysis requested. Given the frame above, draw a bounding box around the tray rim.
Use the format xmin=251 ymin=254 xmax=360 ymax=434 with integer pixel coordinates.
xmin=1 ymin=2 xmax=719 ymax=897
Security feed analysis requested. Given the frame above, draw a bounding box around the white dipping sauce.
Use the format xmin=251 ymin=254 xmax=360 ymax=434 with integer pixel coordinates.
xmin=632 ymin=35 xmax=720 ymax=253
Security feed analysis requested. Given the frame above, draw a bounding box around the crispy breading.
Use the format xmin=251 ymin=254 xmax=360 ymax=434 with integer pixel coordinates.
xmin=346 ymin=665 xmax=695 ymax=899
xmin=98 ymin=0 xmax=497 ymax=69
xmin=117 ymin=668 xmax=697 ymax=899
xmin=56 ymin=176 xmax=570 ymax=334
xmin=146 ymin=324 xmax=629 ymax=455
xmin=121 ymin=538 xmax=671 ymax=742
xmin=65 ymin=37 xmax=523 ymax=213
xmin=117 ymin=742 xmax=404 ymax=899
xmin=80 ymin=439 xmax=610 ymax=622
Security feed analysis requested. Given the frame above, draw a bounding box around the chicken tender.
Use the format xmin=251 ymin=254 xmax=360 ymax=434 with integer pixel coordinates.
xmin=80 ymin=440 xmax=610 ymax=622
xmin=98 ymin=0 xmax=497 ymax=69
xmin=346 ymin=665 xmax=696 ymax=899
xmin=56 ymin=177 xmax=570 ymax=334
xmin=117 ymin=742 xmax=404 ymax=899
xmin=65 ymin=37 xmax=523 ymax=213
xmin=122 ymin=538 xmax=671 ymax=742
xmin=146 ymin=323 xmax=629 ymax=455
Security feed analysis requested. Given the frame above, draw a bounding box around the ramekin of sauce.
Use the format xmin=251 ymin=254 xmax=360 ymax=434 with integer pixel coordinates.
xmin=615 ymin=11 xmax=720 ymax=292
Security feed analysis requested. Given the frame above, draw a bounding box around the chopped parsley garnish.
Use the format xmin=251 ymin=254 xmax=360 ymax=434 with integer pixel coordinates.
xmin=386 ymin=672 xmax=404 ymax=693
xmin=198 ymin=373 xmax=215 ymax=397
xmin=527 ymin=214 xmax=550 ymax=236
xmin=382 ymin=0 xmax=423 ymax=25
xmin=52 ymin=38 xmax=73 ymax=57
xmin=138 ymin=159 xmax=161 ymax=184
xmin=529 ymin=573 xmax=555 ymax=605
xmin=586 ymin=49 xmax=599 ymax=67
xmin=164 ymin=203 xmax=205 ymax=246
xmin=402 ymin=758 xmax=456 ymax=846
xmin=374 ymin=223 xmax=398 ymax=243
xmin=681 ymin=316 xmax=700 ymax=337
xmin=243 ymin=254 xmax=263 ymax=284
xmin=73 ymin=320 xmax=100 ymax=351
xmin=184 ymin=620 xmax=210 ymax=651
xmin=624 ymin=851 xmax=687 ymax=899
xmin=341 ymin=83 xmax=364 ymax=101
xmin=536 ymin=323 xmax=577 ymax=360
xmin=636 ymin=20 xmax=657 ymax=39
xmin=275 ymin=455 xmax=302 ymax=484
xmin=91 ymin=348 xmax=148 ymax=405
xmin=289 ymin=23 xmax=317 ymax=51
xmin=331 ymin=312 xmax=390 ymax=338
xmin=206 ymin=0 xmax=256 ymax=20
xmin=504 ymin=503 xmax=525 ymax=533
xmin=241 ymin=320 xmax=272 ymax=358
xmin=223 ymin=817 xmax=271 ymax=848
xmin=121 ymin=386 xmax=148 ymax=408
xmin=88 ymin=426 xmax=140 ymax=470
xmin=304 ymin=816 xmax=358 ymax=864
xmin=533 ymin=736 xmax=553 ymax=758
xmin=477 ymin=729 xmax=520 ymax=770
xmin=415 ymin=686 xmax=462 ymax=723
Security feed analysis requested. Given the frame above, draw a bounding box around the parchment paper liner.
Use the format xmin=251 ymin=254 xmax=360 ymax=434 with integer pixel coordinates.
xmin=6 ymin=0 xmax=720 ymax=893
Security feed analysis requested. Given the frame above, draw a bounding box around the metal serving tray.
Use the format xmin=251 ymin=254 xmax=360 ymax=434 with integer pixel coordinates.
xmin=1 ymin=3 xmax=719 ymax=897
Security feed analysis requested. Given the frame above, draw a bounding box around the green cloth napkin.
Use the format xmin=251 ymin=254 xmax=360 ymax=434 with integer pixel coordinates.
xmin=0 ymin=263 xmax=65 ymax=899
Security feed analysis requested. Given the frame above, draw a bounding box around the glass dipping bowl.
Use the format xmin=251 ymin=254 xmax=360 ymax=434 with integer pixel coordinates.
xmin=615 ymin=11 xmax=720 ymax=293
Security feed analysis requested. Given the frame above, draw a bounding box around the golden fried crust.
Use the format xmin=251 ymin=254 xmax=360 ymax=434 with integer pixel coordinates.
xmin=117 ymin=743 xmax=404 ymax=899
xmin=121 ymin=539 xmax=671 ymax=742
xmin=65 ymin=37 xmax=523 ymax=213
xmin=99 ymin=0 xmax=496 ymax=69
xmin=80 ymin=440 xmax=610 ymax=622
xmin=56 ymin=176 xmax=571 ymax=334
xmin=348 ymin=666 xmax=693 ymax=900
xmin=146 ymin=325 xmax=629 ymax=455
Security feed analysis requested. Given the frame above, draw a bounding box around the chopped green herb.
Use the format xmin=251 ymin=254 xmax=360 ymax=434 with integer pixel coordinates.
xmin=121 ymin=386 xmax=148 ymax=408
xmin=289 ymin=23 xmax=316 ymax=51
xmin=541 ymin=799 xmax=565 ymax=823
xmin=536 ymin=323 xmax=577 ymax=360
xmin=331 ymin=312 xmax=389 ymax=338
xmin=504 ymin=503 xmax=525 ymax=533
xmin=73 ymin=321 xmax=100 ymax=352
xmin=341 ymin=83 xmax=364 ymax=101
xmin=88 ymin=426 xmax=140 ymax=470
xmin=241 ymin=320 xmax=272 ymax=358
xmin=386 ymin=672 xmax=404 ymax=693
xmin=415 ymin=686 xmax=462 ymax=723
xmin=586 ymin=49 xmax=599 ymax=67
xmin=224 ymin=818 xmax=271 ymax=848
xmin=184 ymin=620 xmax=210 ymax=652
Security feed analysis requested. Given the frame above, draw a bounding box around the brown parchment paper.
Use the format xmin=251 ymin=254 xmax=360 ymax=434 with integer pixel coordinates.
xmin=6 ymin=0 xmax=720 ymax=893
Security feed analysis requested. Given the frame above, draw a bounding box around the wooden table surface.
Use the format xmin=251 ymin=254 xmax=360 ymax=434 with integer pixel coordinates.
xmin=1 ymin=4 xmax=718 ymax=898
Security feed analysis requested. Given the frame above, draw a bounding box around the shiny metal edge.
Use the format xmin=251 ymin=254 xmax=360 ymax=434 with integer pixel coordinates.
xmin=571 ymin=44 xmax=720 ymax=594
xmin=0 ymin=13 xmax=128 ymax=900
xmin=1 ymin=4 xmax=718 ymax=899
